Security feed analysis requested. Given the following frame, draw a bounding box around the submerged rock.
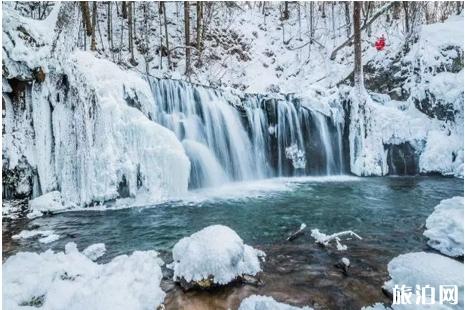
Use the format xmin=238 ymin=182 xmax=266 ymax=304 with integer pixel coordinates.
xmin=238 ymin=295 xmax=313 ymax=310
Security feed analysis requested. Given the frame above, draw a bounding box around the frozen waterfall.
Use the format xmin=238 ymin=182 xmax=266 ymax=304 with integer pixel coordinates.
xmin=149 ymin=78 xmax=346 ymax=188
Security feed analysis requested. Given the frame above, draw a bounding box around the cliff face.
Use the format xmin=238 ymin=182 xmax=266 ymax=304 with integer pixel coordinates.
xmin=3 ymin=5 xmax=190 ymax=212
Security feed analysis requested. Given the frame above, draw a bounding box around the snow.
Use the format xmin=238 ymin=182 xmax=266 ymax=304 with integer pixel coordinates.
xmin=3 ymin=242 xmax=165 ymax=310
xmin=29 ymin=191 xmax=67 ymax=215
xmin=82 ymin=243 xmax=106 ymax=261
xmin=12 ymin=230 xmax=60 ymax=244
xmin=169 ymin=225 xmax=265 ymax=285
xmin=238 ymin=295 xmax=313 ymax=310
xmin=361 ymin=303 xmax=391 ymax=310
xmin=424 ymin=197 xmax=464 ymax=257
xmin=383 ymin=252 xmax=464 ymax=308
xmin=311 ymin=229 xmax=362 ymax=251
xmin=341 ymin=257 xmax=350 ymax=267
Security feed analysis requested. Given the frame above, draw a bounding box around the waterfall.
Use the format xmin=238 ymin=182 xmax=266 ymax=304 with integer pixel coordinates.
xmin=149 ymin=78 xmax=346 ymax=188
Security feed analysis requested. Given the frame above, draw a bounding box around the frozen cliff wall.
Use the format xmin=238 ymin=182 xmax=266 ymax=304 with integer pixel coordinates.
xmin=2 ymin=4 xmax=190 ymax=208
xmin=346 ymin=15 xmax=464 ymax=177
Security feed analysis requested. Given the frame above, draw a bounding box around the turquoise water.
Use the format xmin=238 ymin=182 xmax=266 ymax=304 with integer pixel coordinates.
xmin=4 ymin=176 xmax=463 ymax=261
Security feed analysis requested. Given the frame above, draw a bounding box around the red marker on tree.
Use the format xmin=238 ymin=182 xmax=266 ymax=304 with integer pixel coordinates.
xmin=375 ymin=35 xmax=386 ymax=51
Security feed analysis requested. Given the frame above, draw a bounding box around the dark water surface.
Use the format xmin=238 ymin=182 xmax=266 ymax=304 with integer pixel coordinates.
xmin=3 ymin=176 xmax=463 ymax=309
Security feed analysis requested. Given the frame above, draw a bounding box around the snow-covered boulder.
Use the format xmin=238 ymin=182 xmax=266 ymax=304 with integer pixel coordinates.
xmin=29 ymin=191 xmax=67 ymax=214
xmin=424 ymin=197 xmax=464 ymax=257
xmin=383 ymin=252 xmax=464 ymax=308
xmin=238 ymin=295 xmax=313 ymax=310
xmin=169 ymin=225 xmax=265 ymax=289
xmin=3 ymin=242 xmax=165 ymax=309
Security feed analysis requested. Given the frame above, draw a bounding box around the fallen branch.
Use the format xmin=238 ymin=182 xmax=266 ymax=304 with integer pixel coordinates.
xmin=287 ymin=223 xmax=306 ymax=242
xmin=311 ymin=229 xmax=362 ymax=251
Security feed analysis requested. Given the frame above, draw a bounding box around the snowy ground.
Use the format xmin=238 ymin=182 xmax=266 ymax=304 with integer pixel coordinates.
xmin=3 ymin=243 xmax=165 ymax=310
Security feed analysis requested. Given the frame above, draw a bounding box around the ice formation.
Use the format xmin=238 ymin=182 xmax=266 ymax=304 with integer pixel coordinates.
xmin=82 ymin=243 xmax=106 ymax=261
xmin=383 ymin=252 xmax=464 ymax=308
xmin=3 ymin=5 xmax=190 ymax=209
xmin=424 ymin=196 xmax=464 ymax=257
xmin=3 ymin=242 xmax=165 ymax=309
xmin=169 ymin=225 xmax=265 ymax=285
xmin=238 ymin=295 xmax=313 ymax=310
xmin=12 ymin=229 xmax=60 ymax=244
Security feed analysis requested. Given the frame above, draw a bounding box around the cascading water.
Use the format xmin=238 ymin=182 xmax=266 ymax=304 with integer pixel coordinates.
xmin=149 ymin=78 xmax=346 ymax=188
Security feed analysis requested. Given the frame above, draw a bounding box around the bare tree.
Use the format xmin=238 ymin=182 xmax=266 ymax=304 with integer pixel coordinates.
xmin=91 ymin=1 xmax=97 ymax=51
xmin=184 ymin=1 xmax=191 ymax=75
xmin=353 ymin=1 xmax=363 ymax=90
xmin=80 ymin=1 xmax=92 ymax=36
xmin=162 ymin=2 xmax=171 ymax=69
xmin=344 ymin=2 xmax=351 ymax=38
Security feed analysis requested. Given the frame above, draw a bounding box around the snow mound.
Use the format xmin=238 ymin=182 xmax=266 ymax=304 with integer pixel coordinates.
xmin=170 ymin=225 xmax=265 ymax=285
xmin=82 ymin=243 xmax=106 ymax=261
xmin=361 ymin=303 xmax=391 ymax=310
xmin=3 ymin=242 xmax=165 ymax=310
xmin=239 ymin=295 xmax=313 ymax=310
xmin=12 ymin=229 xmax=60 ymax=244
xmin=383 ymin=252 xmax=464 ymax=308
xmin=424 ymin=197 xmax=464 ymax=257
xmin=29 ymin=191 xmax=68 ymax=214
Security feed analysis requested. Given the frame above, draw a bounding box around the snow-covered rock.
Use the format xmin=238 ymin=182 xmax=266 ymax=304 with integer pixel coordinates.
xmin=383 ymin=252 xmax=464 ymax=309
xmin=82 ymin=243 xmax=106 ymax=261
xmin=12 ymin=229 xmax=60 ymax=244
xmin=361 ymin=303 xmax=391 ymax=310
xmin=311 ymin=228 xmax=362 ymax=251
xmin=169 ymin=225 xmax=265 ymax=287
xmin=3 ymin=242 xmax=165 ymax=309
xmin=29 ymin=191 xmax=67 ymax=214
xmin=424 ymin=197 xmax=464 ymax=257
xmin=238 ymin=295 xmax=313 ymax=310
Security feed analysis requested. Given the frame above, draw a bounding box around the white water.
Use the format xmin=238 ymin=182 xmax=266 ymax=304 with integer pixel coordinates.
xmin=149 ymin=78 xmax=345 ymax=188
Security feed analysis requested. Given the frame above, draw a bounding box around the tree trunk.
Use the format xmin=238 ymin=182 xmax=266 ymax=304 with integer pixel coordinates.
xmin=282 ymin=1 xmax=289 ymax=20
xmin=122 ymin=1 xmax=127 ymax=19
xmin=91 ymin=1 xmax=97 ymax=51
xmin=128 ymin=1 xmax=134 ymax=61
xmin=107 ymin=2 xmax=113 ymax=51
xmin=402 ymin=2 xmax=410 ymax=34
xmin=80 ymin=1 xmax=92 ymax=36
xmin=196 ymin=2 xmax=203 ymax=53
xmin=162 ymin=2 xmax=171 ymax=70
xmin=344 ymin=2 xmax=351 ymax=38
xmin=353 ymin=2 xmax=363 ymax=90
xmin=184 ymin=1 xmax=191 ymax=75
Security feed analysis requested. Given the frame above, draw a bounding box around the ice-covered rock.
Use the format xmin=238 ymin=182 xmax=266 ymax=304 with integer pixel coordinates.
xmin=311 ymin=228 xmax=362 ymax=251
xmin=383 ymin=252 xmax=464 ymax=308
xmin=29 ymin=191 xmax=67 ymax=214
xmin=3 ymin=242 xmax=165 ymax=309
xmin=82 ymin=243 xmax=106 ymax=261
xmin=238 ymin=295 xmax=313 ymax=310
xmin=12 ymin=229 xmax=60 ymax=244
xmin=424 ymin=197 xmax=464 ymax=257
xmin=169 ymin=225 xmax=265 ymax=288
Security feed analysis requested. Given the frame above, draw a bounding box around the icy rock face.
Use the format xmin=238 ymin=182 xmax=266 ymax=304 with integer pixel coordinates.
xmin=424 ymin=197 xmax=464 ymax=257
xmin=3 ymin=5 xmax=190 ymax=208
xmin=170 ymin=225 xmax=265 ymax=288
xmin=29 ymin=191 xmax=66 ymax=214
xmin=238 ymin=295 xmax=313 ymax=310
xmin=347 ymin=16 xmax=464 ymax=177
xmin=383 ymin=252 xmax=464 ymax=309
xmin=2 ymin=243 xmax=165 ymax=310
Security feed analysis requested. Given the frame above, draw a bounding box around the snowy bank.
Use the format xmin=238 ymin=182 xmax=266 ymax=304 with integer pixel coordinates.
xmin=3 ymin=243 xmax=165 ymax=309
xmin=424 ymin=197 xmax=464 ymax=257
xmin=383 ymin=252 xmax=464 ymax=308
xmin=169 ymin=225 xmax=265 ymax=288
xmin=239 ymin=295 xmax=313 ymax=310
